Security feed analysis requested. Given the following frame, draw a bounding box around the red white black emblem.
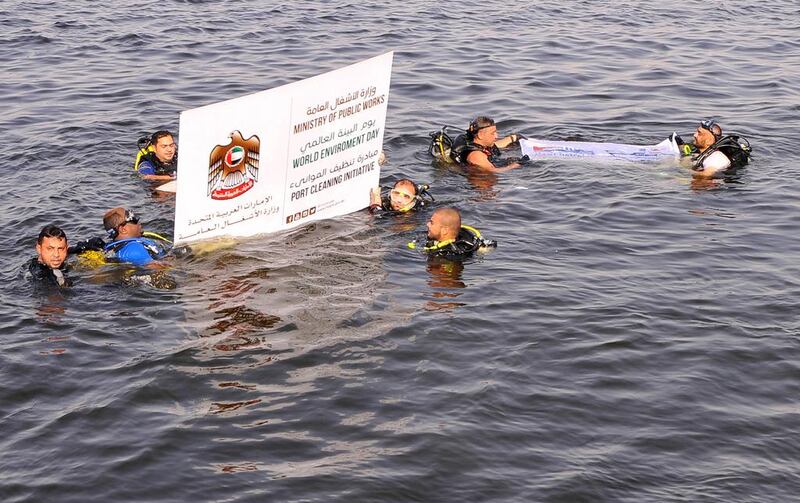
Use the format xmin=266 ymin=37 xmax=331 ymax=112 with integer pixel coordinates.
xmin=207 ymin=131 xmax=260 ymax=200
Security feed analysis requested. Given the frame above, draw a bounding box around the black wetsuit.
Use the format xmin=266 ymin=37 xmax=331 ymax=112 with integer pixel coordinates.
xmin=26 ymin=258 xmax=72 ymax=288
xmin=137 ymin=150 xmax=178 ymax=177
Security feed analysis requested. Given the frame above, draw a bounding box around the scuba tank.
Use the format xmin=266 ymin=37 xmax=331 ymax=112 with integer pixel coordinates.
xmin=133 ymin=135 xmax=154 ymax=172
xmin=428 ymin=126 xmax=461 ymax=163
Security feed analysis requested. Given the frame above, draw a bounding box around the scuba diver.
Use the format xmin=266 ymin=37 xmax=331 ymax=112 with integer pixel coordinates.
xmin=673 ymin=120 xmax=751 ymax=178
xmin=102 ymin=207 xmax=171 ymax=267
xmin=409 ymin=207 xmax=496 ymax=260
xmin=26 ymin=225 xmax=72 ymax=288
xmin=369 ymin=179 xmax=434 ymax=216
xmin=134 ymin=130 xmax=178 ymax=180
xmin=428 ymin=116 xmax=529 ymax=172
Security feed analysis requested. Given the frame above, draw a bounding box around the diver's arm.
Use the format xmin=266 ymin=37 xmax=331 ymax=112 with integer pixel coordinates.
xmin=368 ymin=187 xmax=383 ymax=213
xmin=137 ymin=160 xmax=175 ymax=181
xmin=466 ymin=150 xmax=521 ymax=173
xmin=369 ymin=187 xmax=381 ymax=207
xmin=494 ymin=133 xmax=521 ymax=149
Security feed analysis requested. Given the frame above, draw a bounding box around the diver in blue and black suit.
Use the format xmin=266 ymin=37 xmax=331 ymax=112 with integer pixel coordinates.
xmin=102 ymin=207 xmax=171 ymax=267
xmin=133 ymin=130 xmax=178 ymax=181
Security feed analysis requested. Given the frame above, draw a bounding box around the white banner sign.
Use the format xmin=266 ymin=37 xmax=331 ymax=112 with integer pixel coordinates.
xmin=520 ymin=136 xmax=679 ymax=162
xmin=173 ymin=52 xmax=393 ymax=245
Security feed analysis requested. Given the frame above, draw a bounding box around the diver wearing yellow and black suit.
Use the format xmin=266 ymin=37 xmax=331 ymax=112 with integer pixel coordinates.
xmin=673 ymin=119 xmax=752 ymax=178
xmin=447 ymin=116 xmax=528 ymax=172
xmin=409 ymin=207 xmax=496 ymax=260
xmin=134 ymin=130 xmax=178 ymax=180
xmin=368 ymin=179 xmax=434 ymax=216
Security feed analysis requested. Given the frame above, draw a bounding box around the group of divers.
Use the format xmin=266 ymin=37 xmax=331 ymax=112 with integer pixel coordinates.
xmin=27 ymin=117 xmax=752 ymax=289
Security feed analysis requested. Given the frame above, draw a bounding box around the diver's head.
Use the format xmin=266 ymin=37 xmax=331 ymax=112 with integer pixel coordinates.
xmin=389 ymin=179 xmax=418 ymax=212
xmin=103 ymin=207 xmax=143 ymax=240
xmin=427 ymin=207 xmax=461 ymax=242
xmin=36 ymin=224 xmax=68 ymax=269
xmin=693 ymin=119 xmax=722 ymax=151
xmin=468 ymin=116 xmax=498 ymax=147
xmin=151 ymin=130 xmax=176 ymax=163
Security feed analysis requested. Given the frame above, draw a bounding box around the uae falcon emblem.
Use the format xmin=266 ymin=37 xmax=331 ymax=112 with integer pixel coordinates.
xmin=207 ymin=131 xmax=260 ymax=200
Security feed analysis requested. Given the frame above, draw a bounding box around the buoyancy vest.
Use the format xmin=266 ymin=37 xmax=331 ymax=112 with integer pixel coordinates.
xmin=691 ymin=134 xmax=752 ymax=172
xmin=104 ymin=233 xmax=171 ymax=264
xmin=449 ymin=134 xmax=501 ymax=166
xmin=422 ymin=225 xmax=497 ymax=260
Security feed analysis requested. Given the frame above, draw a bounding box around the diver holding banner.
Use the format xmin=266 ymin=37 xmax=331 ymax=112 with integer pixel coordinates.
xmin=674 ymin=119 xmax=751 ymax=178
xmin=429 ymin=116 xmax=529 ymax=172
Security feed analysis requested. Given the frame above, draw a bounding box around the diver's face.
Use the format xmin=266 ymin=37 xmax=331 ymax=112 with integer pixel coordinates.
xmin=427 ymin=213 xmax=444 ymax=240
xmin=154 ymin=135 xmax=176 ymax=163
xmin=37 ymin=236 xmax=68 ymax=269
xmin=389 ymin=185 xmax=415 ymax=211
xmin=475 ymin=125 xmax=498 ymax=146
xmin=693 ymin=127 xmax=715 ymax=150
xmin=119 ymin=220 xmax=143 ymax=238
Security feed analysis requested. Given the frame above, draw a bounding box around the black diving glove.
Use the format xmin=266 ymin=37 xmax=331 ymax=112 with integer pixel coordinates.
xmin=68 ymin=237 xmax=106 ymax=254
xmin=518 ymin=154 xmax=531 ymax=165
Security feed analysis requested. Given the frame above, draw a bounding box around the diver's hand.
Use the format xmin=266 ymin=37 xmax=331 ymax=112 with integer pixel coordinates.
xmin=519 ymin=154 xmax=531 ymax=165
xmin=369 ymin=187 xmax=381 ymax=207
xmin=87 ymin=237 xmax=105 ymax=250
xmin=68 ymin=237 xmax=106 ymax=254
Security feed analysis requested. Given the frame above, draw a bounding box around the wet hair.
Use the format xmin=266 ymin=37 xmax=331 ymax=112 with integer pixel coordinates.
xmin=151 ymin=130 xmax=174 ymax=146
xmin=103 ymin=207 xmax=126 ymax=231
xmin=467 ymin=116 xmax=495 ymax=138
xmin=38 ymin=224 xmax=67 ymax=244
xmin=709 ymin=123 xmax=722 ymax=138
xmin=393 ymin=178 xmax=417 ymax=195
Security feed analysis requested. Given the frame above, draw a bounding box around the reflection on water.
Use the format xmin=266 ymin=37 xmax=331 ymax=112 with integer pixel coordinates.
xmin=425 ymin=258 xmax=467 ymax=312
xmin=177 ymin=217 xmax=413 ymax=364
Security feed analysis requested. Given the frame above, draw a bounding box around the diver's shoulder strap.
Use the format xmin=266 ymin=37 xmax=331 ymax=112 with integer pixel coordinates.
xmin=134 ymin=146 xmax=155 ymax=172
xmin=143 ymin=231 xmax=172 ymax=244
